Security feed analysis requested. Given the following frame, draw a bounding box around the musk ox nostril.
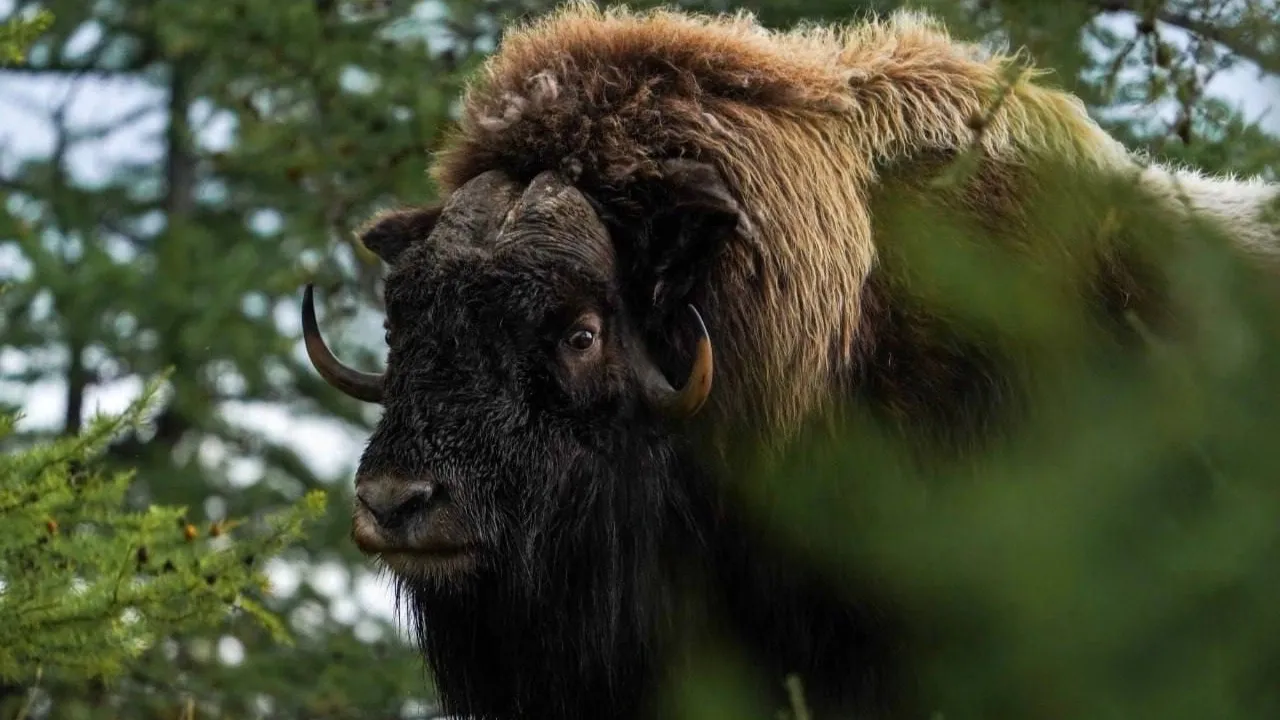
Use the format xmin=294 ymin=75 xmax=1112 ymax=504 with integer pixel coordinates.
xmin=355 ymin=479 xmax=437 ymax=531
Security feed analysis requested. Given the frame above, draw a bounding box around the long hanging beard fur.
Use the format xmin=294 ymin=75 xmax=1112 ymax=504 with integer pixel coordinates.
xmin=395 ymin=436 xmax=704 ymax=720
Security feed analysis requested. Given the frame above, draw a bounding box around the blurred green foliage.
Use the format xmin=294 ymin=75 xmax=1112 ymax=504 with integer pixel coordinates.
xmin=0 ymin=8 xmax=51 ymax=64
xmin=717 ymin=160 xmax=1280 ymax=719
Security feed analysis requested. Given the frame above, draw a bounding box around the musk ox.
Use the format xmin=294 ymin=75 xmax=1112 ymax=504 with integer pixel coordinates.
xmin=301 ymin=4 xmax=1279 ymax=718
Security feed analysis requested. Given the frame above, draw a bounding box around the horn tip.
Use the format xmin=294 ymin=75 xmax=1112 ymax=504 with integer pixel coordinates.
xmin=685 ymin=304 xmax=713 ymax=416
xmin=686 ymin=304 xmax=709 ymax=339
xmin=302 ymin=284 xmax=319 ymax=330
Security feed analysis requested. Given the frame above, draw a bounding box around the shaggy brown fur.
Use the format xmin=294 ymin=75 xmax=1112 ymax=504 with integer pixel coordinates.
xmin=332 ymin=5 xmax=1278 ymax=717
xmin=427 ymin=2 xmax=1188 ymax=455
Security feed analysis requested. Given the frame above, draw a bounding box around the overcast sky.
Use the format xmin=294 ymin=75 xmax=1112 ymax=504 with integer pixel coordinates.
xmin=2 ymin=0 xmax=1278 ymax=656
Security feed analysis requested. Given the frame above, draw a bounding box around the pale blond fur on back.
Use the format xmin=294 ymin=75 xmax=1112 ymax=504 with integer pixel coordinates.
xmin=429 ymin=2 xmax=1278 ymax=448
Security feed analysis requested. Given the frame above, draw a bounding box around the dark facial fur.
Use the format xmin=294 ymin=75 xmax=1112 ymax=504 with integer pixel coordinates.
xmin=354 ymin=169 xmax=708 ymax=719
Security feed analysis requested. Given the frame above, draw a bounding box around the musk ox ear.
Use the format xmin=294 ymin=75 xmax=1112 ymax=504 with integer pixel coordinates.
xmin=654 ymin=158 xmax=747 ymax=231
xmin=642 ymin=159 xmax=751 ymax=315
xmin=356 ymin=204 xmax=444 ymax=265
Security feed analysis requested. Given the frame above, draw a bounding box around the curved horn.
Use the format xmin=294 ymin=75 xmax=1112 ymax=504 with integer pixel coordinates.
xmin=640 ymin=304 xmax=714 ymax=419
xmin=301 ymin=284 xmax=385 ymax=403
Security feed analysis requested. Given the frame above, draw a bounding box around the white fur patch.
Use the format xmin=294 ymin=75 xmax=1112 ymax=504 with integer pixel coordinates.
xmin=527 ymin=70 xmax=560 ymax=104
xmin=475 ymin=71 xmax=561 ymax=134
xmin=1139 ymin=163 xmax=1280 ymax=260
xmin=477 ymin=91 xmax=529 ymax=132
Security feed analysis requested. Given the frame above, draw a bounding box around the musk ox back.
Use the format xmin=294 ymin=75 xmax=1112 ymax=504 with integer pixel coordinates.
xmin=301 ymin=3 xmax=1280 ymax=719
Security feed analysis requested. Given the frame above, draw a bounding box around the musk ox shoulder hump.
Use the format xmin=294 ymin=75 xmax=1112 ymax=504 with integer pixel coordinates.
xmin=433 ymin=1 xmax=1128 ymax=191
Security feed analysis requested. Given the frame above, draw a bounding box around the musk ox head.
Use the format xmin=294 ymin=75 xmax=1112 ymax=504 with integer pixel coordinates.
xmin=300 ymin=161 xmax=746 ymax=717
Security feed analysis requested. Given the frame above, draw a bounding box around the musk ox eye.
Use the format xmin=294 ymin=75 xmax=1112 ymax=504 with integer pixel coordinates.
xmin=559 ymin=312 xmax=603 ymax=357
xmin=564 ymin=329 xmax=596 ymax=351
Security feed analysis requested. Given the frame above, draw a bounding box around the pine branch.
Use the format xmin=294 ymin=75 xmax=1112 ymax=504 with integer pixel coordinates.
xmin=1094 ymin=0 xmax=1280 ymax=74
xmin=0 ymin=375 xmax=326 ymax=685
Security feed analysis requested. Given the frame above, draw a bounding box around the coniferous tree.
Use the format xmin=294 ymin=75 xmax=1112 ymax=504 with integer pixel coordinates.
xmin=0 ymin=0 xmax=509 ymax=716
xmin=0 ymin=374 xmax=326 ymax=719
xmin=4 ymin=14 xmax=330 ymax=719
